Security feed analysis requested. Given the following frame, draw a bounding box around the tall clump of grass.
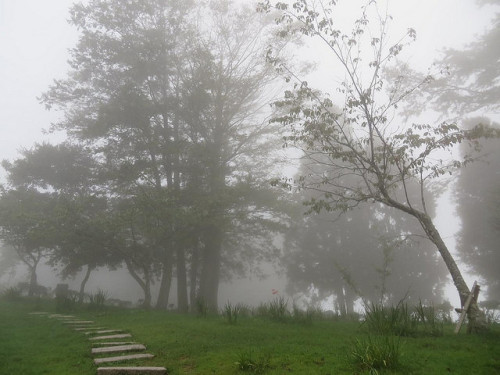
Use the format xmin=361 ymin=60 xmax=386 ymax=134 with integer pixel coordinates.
xmin=235 ymin=349 xmax=272 ymax=374
xmin=364 ymin=301 xmax=418 ymax=337
xmin=415 ymin=300 xmax=443 ymax=336
xmin=222 ymin=301 xmax=241 ymax=324
xmin=88 ymin=289 xmax=107 ymax=311
xmin=195 ymin=297 xmax=210 ymax=317
xmin=349 ymin=335 xmax=402 ymax=374
xmin=291 ymin=303 xmax=322 ymax=325
xmin=268 ymin=296 xmax=289 ymax=322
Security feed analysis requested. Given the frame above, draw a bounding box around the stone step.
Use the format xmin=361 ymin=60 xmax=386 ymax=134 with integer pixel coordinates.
xmin=92 ymin=342 xmax=136 ymax=346
xmin=63 ymin=320 xmax=94 ymax=324
xmin=85 ymin=329 xmax=123 ymax=335
xmin=90 ymin=334 xmax=133 ymax=341
xmin=94 ymin=354 xmax=155 ymax=365
xmin=97 ymin=367 xmax=167 ymax=375
xmin=74 ymin=327 xmax=105 ymax=331
xmin=29 ymin=312 xmax=49 ymax=315
xmin=92 ymin=344 xmax=146 ymax=355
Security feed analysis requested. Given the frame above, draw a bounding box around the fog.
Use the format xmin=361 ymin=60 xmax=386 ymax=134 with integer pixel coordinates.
xmin=0 ymin=0 xmax=498 ymax=314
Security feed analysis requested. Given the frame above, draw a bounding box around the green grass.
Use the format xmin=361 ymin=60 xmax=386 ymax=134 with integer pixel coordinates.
xmin=0 ymin=299 xmax=94 ymax=374
xmin=1 ymin=298 xmax=499 ymax=374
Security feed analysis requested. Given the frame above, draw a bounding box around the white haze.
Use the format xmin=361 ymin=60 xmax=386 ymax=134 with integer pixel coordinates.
xmin=0 ymin=0 xmax=496 ymax=310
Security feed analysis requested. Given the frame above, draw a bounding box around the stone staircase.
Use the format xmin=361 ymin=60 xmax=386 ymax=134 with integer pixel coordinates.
xmin=29 ymin=312 xmax=167 ymax=375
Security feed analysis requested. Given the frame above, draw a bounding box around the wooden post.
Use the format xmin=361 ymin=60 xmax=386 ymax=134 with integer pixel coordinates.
xmin=454 ymin=281 xmax=479 ymax=334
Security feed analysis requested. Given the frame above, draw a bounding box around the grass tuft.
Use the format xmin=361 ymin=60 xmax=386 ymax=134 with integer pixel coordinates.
xmin=236 ymin=349 xmax=272 ymax=374
xmin=267 ymin=296 xmax=288 ymax=322
xmin=88 ymin=289 xmax=107 ymax=311
xmin=222 ymin=301 xmax=241 ymax=324
xmin=349 ymin=335 xmax=401 ymax=374
xmin=194 ymin=297 xmax=210 ymax=317
xmin=364 ymin=301 xmax=417 ymax=337
xmin=415 ymin=300 xmax=443 ymax=336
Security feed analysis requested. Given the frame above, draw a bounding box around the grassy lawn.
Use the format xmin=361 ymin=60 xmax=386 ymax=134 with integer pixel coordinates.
xmin=1 ymin=298 xmax=499 ymax=374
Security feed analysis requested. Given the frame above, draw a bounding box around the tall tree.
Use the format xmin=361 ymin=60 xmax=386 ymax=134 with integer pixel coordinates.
xmin=181 ymin=1 xmax=286 ymax=308
xmin=259 ymin=0 xmax=498 ymax=330
xmin=41 ymin=0 xmax=287 ymax=310
xmin=2 ymin=143 xmax=113 ymax=302
xmin=41 ymin=0 xmax=201 ymax=310
xmin=0 ymin=189 xmax=56 ymax=296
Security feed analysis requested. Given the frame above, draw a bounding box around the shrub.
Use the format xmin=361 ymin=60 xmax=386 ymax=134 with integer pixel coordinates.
xmin=55 ymin=293 xmax=78 ymax=313
xmin=349 ymin=335 xmax=401 ymax=374
xmin=2 ymin=286 xmax=22 ymax=301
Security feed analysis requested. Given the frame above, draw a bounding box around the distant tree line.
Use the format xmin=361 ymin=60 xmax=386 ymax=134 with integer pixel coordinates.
xmin=1 ymin=0 xmax=289 ymax=310
xmin=0 ymin=0 xmax=498 ymax=322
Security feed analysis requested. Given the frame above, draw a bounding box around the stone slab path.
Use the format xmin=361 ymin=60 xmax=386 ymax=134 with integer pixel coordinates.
xmin=94 ymin=353 xmax=155 ymax=365
xmin=92 ymin=342 xmax=137 ymax=346
xmin=97 ymin=367 xmax=167 ymax=374
xmin=85 ymin=329 xmax=123 ymax=335
xmin=92 ymin=344 xmax=146 ymax=354
xmin=75 ymin=327 xmax=105 ymax=331
xmin=90 ymin=333 xmax=133 ymax=340
xmin=29 ymin=311 xmax=166 ymax=374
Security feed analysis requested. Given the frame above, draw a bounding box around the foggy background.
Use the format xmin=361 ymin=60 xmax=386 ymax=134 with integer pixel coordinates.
xmin=0 ymin=0 xmax=497 ymax=311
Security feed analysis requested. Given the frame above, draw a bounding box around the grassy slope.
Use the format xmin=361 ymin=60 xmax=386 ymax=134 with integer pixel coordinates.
xmin=1 ymin=299 xmax=499 ymax=374
xmin=0 ymin=300 xmax=94 ymax=375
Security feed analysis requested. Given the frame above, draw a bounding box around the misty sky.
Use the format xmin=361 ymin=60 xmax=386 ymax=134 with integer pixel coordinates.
xmin=0 ymin=0 xmax=494 ymax=173
xmin=0 ymin=0 xmax=496 ymax=306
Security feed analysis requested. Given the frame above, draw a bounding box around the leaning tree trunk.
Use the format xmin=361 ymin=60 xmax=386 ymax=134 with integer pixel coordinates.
xmin=78 ymin=264 xmax=94 ymax=303
xmin=384 ymin=193 xmax=488 ymax=333
xmin=124 ymin=260 xmax=152 ymax=309
xmin=417 ymin=212 xmax=487 ymax=332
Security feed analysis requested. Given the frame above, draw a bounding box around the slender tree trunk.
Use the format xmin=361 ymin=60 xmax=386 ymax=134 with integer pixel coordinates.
xmin=156 ymin=257 xmax=173 ymax=310
xmin=335 ymin=286 xmax=347 ymax=316
xmin=28 ymin=265 xmax=38 ymax=297
xmin=345 ymin=287 xmax=355 ymax=314
xmin=176 ymin=246 xmax=189 ymax=313
xmin=78 ymin=264 xmax=94 ymax=303
xmin=189 ymin=244 xmax=200 ymax=310
xmin=199 ymin=225 xmax=222 ymax=310
xmin=144 ymin=269 xmax=152 ymax=309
